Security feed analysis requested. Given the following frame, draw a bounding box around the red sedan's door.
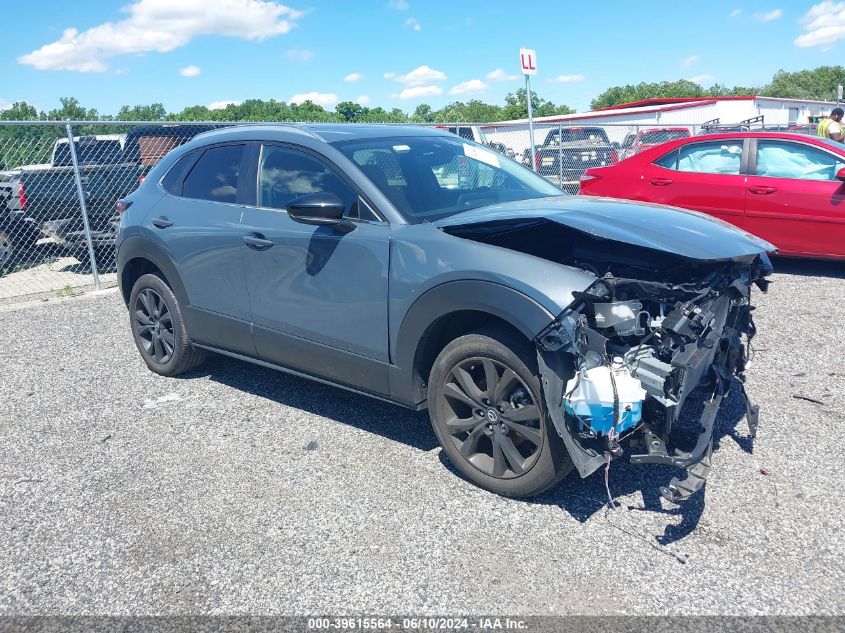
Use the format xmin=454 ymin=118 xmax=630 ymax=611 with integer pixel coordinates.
xmin=640 ymin=138 xmax=748 ymax=229
xmin=745 ymin=138 xmax=845 ymax=258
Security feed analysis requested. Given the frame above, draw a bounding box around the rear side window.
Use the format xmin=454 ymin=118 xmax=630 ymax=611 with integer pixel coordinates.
xmin=182 ymin=144 xmax=244 ymax=203
xmin=655 ymin=141 xmax=742 ymax=175
xmin=755 ymin=141 xmax=845 ymax=181
xmin=162 ymin=151 xmax=197 ymax=195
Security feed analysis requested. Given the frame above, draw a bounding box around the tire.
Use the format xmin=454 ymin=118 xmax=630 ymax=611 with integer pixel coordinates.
xmin=428 ymin=326 xmax=573 ymax=498
xmin=0 ymin=227 xmax=16 ymax=269
xmin=129 ymin=273 xmax=206 ymax=376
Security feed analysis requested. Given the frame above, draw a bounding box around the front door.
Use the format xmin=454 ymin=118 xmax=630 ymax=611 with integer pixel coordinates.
xmin=240 ymin=144 xmax=391 ymax=392
xmin=745 ymin=138 xmax=845 ymax=258
xmin=642 ymin=138 xmax=748 ymax=229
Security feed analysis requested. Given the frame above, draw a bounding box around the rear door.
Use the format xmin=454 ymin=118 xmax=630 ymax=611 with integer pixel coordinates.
xmin=745 ymin=138 xmax=845 ymax=258
xmin=150 ymin=143 xmax=254 ymax=354
xmin=640 ymin=138 xmax=748 ymax=228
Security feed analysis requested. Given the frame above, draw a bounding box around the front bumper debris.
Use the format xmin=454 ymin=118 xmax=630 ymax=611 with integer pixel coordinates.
xmin=536 ymin=256 xmax=770 ymax=503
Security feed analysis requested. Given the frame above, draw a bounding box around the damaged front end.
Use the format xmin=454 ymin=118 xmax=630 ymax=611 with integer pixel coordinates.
xmin=535 ymin=254 xmax=771 ymax=503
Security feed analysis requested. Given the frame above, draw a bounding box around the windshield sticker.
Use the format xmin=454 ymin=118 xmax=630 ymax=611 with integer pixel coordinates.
xmin=463 ymin=143 xmax=500 ymax=168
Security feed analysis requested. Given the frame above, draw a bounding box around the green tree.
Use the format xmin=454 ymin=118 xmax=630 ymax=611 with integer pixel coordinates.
xmin=46 ymin=97 xmax=99 ymax=121
xmin=335 ymin=101 xmax=366 ymax=122
xmin=411 ymin=104 xmax=434 ymax=122
xmin=760 ymin=66 xmax=845 ymax=101
xmin=502 ymin=88 xmax=574 ymax=120
xmin=589 ymin=80 xmax=708 ymax=110
xmin=116 ymin=103 xmax=167 ymax=121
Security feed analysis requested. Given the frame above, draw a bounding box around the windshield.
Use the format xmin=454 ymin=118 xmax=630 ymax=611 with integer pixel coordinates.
xmin=640 ymin=130 xmax=689 ymax=144
xmin=53 ymin=139 xmax=123 ymax=166
xmin=334 ymin=135 xmax=563 ymax=223
xmin=546 ymin=128 xmax=609 ymax=145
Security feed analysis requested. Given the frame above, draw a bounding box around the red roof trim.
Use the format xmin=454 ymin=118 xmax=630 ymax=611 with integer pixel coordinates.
xmin=595 ymin=95 xmax=757 ymax=111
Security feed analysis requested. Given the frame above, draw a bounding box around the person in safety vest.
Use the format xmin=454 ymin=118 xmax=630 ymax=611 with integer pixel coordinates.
xmin=817 ymin=108 xmax=844 ymax=142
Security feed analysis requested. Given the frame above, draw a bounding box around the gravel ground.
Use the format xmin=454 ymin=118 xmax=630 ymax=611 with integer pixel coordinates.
xmin=0 ymin=259 xmax=843 ymax=616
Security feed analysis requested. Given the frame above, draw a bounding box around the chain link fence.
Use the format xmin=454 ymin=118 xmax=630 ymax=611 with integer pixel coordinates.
xmin=0 ymin=119 xmax=820 ymax=303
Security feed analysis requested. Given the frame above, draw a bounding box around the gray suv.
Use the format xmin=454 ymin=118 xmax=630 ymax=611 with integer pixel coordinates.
xmin=116 ymin=124 xmax=773 ymax=501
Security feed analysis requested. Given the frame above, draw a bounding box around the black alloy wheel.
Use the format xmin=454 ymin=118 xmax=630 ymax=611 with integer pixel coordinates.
xmin=134 ymin=287 xmax=175 ymax=364
xmin=441 ymin=356 xmax=543 ymax=479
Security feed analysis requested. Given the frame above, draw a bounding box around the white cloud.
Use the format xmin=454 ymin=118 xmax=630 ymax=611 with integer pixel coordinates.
xmin=388 ymin=0 xmax=409 ymax=9
xmin=0 ymin=101 xmax=13 ymax=111
xmin=687 ymin=74 xmax=715 ymax=85
xmin=795 ymin=2 xmax=845 ymax=48
xmin=289 ymin=91 xmax=338 ymax=106
xmin=344 ymin=72 xmax=364 ymax=82
xmin=755 ymin=8 xmax=782 ymax=21
xmin=284 ymin=48 xmax=313 ymax=61
xmin=392 ymin=64 xmax=446 ymax=85
xmin=18 ymin=0 xmax=303 ymax=72
xmin=449 ymin=79 xmax=487 ymax=95
xmin=355 ymin=95 xmax=371 ymax=105
xmin=486 ymin=68 xmax=518 ymax=82
xmin=180 ymin=64 xmax=201 ymax=77
xmin=681 ymin=54 xmax=699 ymax=67
xmin=208 ymin=100 xmax=241 ymax=110
xmin=730 ymin=8 xmax=742 ymax=17
xmin=405 ymin=17 xmax=421 ymax=31
xmin=394 ymin=85 xmax=442 ymax=100
xmin=547 ymin=74 xmax=585 ymax=83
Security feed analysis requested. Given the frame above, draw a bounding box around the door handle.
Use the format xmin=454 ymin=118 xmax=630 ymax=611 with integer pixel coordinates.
xmin=243 ymin=233 xmax=275 ymax=250
xmin=649 ymin=178 xmax=673 ymax=186
xmin=748 ymin=185 xmax=777 ymax=195
xmin=151 ymin=216 xmax=173 ymax=229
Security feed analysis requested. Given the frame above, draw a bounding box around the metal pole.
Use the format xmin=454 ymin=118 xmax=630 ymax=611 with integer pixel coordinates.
xmin=557 ymin=122 xmax=563 ymax=186
xmin=526 ymin=74 xmax=537 ymax=172
xmin=65 ymin=122 xmax=100 ymax=290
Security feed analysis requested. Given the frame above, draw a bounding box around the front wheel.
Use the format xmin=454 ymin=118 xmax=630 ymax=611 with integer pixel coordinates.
xmin=428 ymin=327 xmax=572 ymax=498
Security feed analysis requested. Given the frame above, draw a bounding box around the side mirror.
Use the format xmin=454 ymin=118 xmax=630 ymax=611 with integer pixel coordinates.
xmin=286 ymin=192 xmax=346 ymax=226
xmin=837 ymin=167 xmax=845 ymax=182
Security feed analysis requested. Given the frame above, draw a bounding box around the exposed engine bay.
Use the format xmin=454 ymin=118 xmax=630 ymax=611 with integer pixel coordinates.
xmin=442 ymin=217 xmax=773 ymax=503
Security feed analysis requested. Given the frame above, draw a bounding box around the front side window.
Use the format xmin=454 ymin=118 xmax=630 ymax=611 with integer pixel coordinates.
xmin=182 ymin=144 xmax=244 ymax=203
xmin=655 ymin=141 xmax=743 ymax=175
xmin=755 ymin=141 xmax=845 ymax=181
xmin=258 ymin=145 xmax=357 ymax=212
xmin=335 ymin=135 xmax=562 ymax=223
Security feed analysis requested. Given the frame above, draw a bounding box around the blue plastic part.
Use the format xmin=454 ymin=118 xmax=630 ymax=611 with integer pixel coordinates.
xmin=563 ymin=400 xmax=642 ymax=435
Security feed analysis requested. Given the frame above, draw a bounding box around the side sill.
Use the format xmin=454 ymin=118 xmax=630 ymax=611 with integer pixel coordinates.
xmin=192 ymin=343 xmax=422 ymax=411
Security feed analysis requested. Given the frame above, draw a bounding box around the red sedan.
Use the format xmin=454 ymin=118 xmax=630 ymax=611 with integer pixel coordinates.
xmin=579 ymin=132 xmax=845 ymax=260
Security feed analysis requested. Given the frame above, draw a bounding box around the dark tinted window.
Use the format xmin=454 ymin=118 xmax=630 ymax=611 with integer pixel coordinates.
xmin=546 ymin=128 xmax=610 ymax=145
xmin=258 ymin=145 xmax=357 ymax=212
xmin=162 ymin=151 xmax=197 ymax=195
xmin=53 ymin=139 xmax=123 ymax=166
xmin=182 ymin=144 xmax=244 ymax=203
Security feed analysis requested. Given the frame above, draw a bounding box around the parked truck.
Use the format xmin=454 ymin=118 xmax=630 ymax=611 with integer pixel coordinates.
xmin=527 ymin=126 xmax=617 ymax=193
xmin=0 ymin=124 xmax=222 ymax=266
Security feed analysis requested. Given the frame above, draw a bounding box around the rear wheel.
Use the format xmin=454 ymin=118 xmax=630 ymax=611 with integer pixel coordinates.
xmin=129 ymin=273 xmax=206 ymax=376
xmin=428 ymin=327 xmax=572 ymax=498
xmin=0 ymin=229 xmax=15 ymax=269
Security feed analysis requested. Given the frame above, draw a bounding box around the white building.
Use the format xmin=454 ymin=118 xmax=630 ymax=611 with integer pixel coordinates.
xmin=483 ymin=96 xmax=840 ymax=155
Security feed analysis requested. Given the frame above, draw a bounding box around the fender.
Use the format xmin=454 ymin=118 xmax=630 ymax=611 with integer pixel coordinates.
xmin=117 ymin=234 xmax=189 ymax=307
xmin=388 ymin=279 xmax=556 ymax=407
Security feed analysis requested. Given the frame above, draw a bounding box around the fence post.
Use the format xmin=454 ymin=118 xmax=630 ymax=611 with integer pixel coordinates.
xmin=557 ymin=122 xmax=563 ymax=187
xmin=65 ymin=122 xmax=100 ymax=290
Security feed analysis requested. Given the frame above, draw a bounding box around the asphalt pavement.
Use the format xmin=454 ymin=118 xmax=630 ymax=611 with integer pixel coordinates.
xmin=0 ymin=259 xmax=843 ymax=615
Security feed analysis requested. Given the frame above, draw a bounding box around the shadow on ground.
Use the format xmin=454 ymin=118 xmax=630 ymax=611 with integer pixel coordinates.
xmin=770 ymin=256 xmax=845 ymax=279
xmin=191 ymin=352 xmax=755 ymax=545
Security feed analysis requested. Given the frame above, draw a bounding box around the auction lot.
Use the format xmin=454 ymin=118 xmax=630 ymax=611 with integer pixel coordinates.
xmin=0 ymin=259 xmax=843 ymax=615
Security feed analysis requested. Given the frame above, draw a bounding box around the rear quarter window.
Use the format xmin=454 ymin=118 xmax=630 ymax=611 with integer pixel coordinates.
xmin=182 ymin=144 xmax=244 ymax=203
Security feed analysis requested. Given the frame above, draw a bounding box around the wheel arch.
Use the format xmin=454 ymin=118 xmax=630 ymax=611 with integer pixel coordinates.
xmin=117 ymin=235 xmax=188 ymax=307
xmin=389 ymin=280 xmax=555 ymax=407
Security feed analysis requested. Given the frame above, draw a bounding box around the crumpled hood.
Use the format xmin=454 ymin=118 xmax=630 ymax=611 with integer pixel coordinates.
xmin=434 ymin=195 xmax=776 ymax=261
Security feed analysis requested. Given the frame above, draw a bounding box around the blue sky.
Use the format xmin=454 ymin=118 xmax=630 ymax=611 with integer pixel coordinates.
xmin=3 ymin=0 xmax=843 ymax=115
